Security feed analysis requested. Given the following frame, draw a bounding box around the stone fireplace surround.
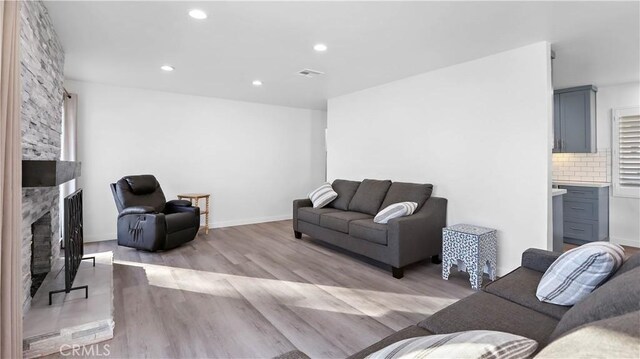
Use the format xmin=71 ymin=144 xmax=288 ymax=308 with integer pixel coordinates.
xmin=20 ymin=0 xmax=65 ymax=312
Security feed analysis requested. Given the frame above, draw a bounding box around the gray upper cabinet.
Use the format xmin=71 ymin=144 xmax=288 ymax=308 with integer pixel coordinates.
xmin=553 ymin=85 xmax=597 ymax=153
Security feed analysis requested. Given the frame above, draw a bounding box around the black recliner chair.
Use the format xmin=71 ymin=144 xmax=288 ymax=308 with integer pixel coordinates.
xmin=110 ymin=175 xmax=200 ymax=251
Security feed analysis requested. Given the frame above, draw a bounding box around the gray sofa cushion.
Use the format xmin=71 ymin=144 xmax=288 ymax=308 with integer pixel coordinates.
xmin=550 ymin=266 xmax=640 ymax=340
xmin=536 ymin=311 xmax=640 ymax=359
xmin=273 ymin=350 xmax=311 ymax=359
xmin=327 ymin=179 xmax=361 ymax=211
xmin=418 ymin=292 xmax=558 ymax=346
xmin=483 ymin=267 xmax=570 ymax=320
xmin=297 ymin=207 xmax=341 ymax=225
xmin=349 ymin=179 xmax=392 ymax=215
xmin=380 ymin=182 xmax=433 ymax=211
xmin=346 ymin=325 xmax=433 ymax=359
xmin=349 ymin=219 xmax=388 ymax=245
xmin=612 ymin=252 xmax=640 ymax=279
xmin=319 ymin=211 xmax=372 ymax=233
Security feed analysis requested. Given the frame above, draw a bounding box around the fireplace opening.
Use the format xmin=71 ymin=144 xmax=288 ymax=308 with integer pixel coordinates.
xmin=30 ymin=212 xmax=52 ymax=297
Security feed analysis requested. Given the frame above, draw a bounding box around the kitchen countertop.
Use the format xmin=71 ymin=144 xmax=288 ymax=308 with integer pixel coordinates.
xmin=552 ymin=188 xmax=567 ymax=196
xmin=553 ymin=181 xmax=611 ymax=188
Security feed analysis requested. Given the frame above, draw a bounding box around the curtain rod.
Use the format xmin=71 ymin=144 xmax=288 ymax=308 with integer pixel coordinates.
xmin=63 ymin=88 xmax=71 ymax=99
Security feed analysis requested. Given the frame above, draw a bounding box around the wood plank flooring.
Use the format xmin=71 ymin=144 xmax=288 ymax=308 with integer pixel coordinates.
xmin=49 ymin=220 xmax=474 ymax=358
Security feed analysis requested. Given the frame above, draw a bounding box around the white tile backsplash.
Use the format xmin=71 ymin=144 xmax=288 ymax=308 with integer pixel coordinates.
xmin=552 ymin=149 xmax=611 ymax=183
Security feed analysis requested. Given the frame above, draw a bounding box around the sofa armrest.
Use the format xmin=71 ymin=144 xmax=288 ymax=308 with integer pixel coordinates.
xmin=293 ymin=198 xmax=313 ymax=231
xmin=118 ymin=205 xmax=156 ymax=218
xmin=521 ymin=248 xmax=562 ymax=273
xmin=387 ymin=197 xmax=447 ymax=267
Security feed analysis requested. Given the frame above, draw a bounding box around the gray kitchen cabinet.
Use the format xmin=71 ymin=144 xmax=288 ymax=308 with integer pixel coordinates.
xmin=559 ymin=185 xmax=609 ymax=245
xmin=553 ymin=85 xmax=597 ymax=153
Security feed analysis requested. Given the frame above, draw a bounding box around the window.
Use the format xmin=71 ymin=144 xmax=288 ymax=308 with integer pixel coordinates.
xmin=612 ymin=107 xmax=640 ymax=198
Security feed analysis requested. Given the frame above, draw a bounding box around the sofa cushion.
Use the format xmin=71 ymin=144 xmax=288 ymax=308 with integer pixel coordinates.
xmin=536 ymin=242 xmax=625 ymax=305
xmin=550 ymin=266 xmax=640 ymax=340
xmin=346 ymin=325 xmax=433 ymax=359
xmin=418 ymin=292 xmax=558 ymax=346
xmin=380 ymin=182 xmax=433 ymax=211
xmin=319 ymin=211 xmax=372 ymax=233
xmin=349 ymin=179 xmax=392 ymax=215
xmin=327 ymin=179 xmax=361 ymax=211
xmin=366 ymin=330 xmax=538 ymax=359
xmin=297 ymin=207 xmax=341 ymax=225
xmin=350 ymin=219 xmax=388 ymax=245
xmin=483 ymin=267 xmax=570 ymax=320
xmin=612 ymin=252 xmax=640 ymax=279
xmin=536 ymin=311 xmax=640 ymax=359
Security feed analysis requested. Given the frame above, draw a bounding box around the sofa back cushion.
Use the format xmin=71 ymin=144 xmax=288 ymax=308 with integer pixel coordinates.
xmin=348 ymin=179 xmax=392 ymax=215
xmin=537 ymin=311 xmax=640 ymax=359
xmin=550 ymin=266 xmax=640 ymax=340
xmin=380 ymin=182 xmax=433 ymax=211
xmin=327 ymin=179 xmax=361 ymax=210
xmin=612 ymin=252 xmax=640 ymax=279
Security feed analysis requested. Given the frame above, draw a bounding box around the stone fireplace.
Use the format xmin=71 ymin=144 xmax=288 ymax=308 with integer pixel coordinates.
xmin=20 ymin=0 xmax=65 ymax=312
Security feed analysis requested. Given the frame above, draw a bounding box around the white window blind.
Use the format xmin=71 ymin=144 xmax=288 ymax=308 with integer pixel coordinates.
xmin=613 ymin=107 xmax=640 ymax=198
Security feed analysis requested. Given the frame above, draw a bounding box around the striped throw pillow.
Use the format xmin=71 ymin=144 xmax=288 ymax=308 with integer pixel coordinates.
xmin=536 ymin=242 xmax=625 ymax=306
xmin=308 ymin=183 xmax=338 ymax=209
xmin=366 ymin=330 xmax=537 ymax=359
xmin=374 ymin=202 xmax=418 ymax=224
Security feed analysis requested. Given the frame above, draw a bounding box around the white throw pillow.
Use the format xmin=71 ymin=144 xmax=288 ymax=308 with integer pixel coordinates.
xmin=374 ymin=202 xmax=418 ymax=224
xmin=536 ymin=242 xmax=625 ymax=306
xmin=308 ymin=183 xmax=338 ymax=208
xmin=365 ymin=330 xmax=537 ymax=359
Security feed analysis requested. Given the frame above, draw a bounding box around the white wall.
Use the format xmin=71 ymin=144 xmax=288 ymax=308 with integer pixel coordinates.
xmin=327 ymin=42 xmax=553 ymax=274
xmin=596 ymin=82 xmax=640 ymax=247
xmin=66 ymin=80 xmax=326 ymax=242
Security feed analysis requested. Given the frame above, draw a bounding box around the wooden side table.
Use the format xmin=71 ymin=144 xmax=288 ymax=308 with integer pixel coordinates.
xmin=442 ymin=224 xmax=497 ymax=290
xmin=177 ymin=193 xmax=210 ymax=234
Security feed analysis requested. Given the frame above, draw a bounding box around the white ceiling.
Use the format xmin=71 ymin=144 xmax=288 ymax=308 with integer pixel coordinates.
xmin=46 ymin=1 xmax=639 ymax=110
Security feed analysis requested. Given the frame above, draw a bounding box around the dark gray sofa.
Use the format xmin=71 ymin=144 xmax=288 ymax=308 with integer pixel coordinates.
xmin=277 ymin=248 xmax=640 ymax=358
xmin=292 ymin=179 xmax=447 ymax=278
xmin=347 ymin=248 xmax=640 ymax=358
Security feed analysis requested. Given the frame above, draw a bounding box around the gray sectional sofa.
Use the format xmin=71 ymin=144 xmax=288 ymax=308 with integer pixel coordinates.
xmin=277 ymin=248 xmax=640 ymax=359
xmin=292 ymin=179 xmax=447 ymax=278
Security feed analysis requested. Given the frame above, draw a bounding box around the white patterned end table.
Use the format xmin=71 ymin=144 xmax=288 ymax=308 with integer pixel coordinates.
xmin=442 ymin=224 xmax=497 ymax=290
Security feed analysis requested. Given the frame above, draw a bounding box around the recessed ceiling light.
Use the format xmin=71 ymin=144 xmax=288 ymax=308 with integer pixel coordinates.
xmin=313 ymin=43 xmax=328 ymax=52
xmin=189 ymin=9 xmax=207 ymax=20
xmin=252 ymin=80 xmax=263 ymax=86
xmin=160 ymin=65 xmax=174 ymax=72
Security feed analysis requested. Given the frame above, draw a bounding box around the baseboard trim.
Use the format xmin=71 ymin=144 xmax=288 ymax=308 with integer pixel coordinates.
xmin=211 ymin=215 xmax=291 ymax=229
xmin=83 ymin=215 xmax=293 ymax=243
xmin=85 ymin=233 xmax=116 ymax=243
xmin=610 ymin=237 xmax=640 ymax=248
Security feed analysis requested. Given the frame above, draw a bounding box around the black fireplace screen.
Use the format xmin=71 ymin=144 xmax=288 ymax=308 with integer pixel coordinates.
xmin=64 ymin=189 xmax=84 ymax=290
xmin=48 ymin=189 xmax=94 ymax=305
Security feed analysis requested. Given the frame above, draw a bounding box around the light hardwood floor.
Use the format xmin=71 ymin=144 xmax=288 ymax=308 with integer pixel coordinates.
xmin=51 ymin=220 xmax=474 ymax=358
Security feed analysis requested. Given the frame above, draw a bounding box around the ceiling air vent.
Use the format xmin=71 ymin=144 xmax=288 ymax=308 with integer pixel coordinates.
xmin=297 ymin=69 xmax=324 ymax=78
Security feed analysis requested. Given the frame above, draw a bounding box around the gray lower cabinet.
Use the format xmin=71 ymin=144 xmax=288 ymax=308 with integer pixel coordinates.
xmin=559 ymin=185 xmax=609 ymax=245
xmin=553 ymin=85 xmax=597 ymax=153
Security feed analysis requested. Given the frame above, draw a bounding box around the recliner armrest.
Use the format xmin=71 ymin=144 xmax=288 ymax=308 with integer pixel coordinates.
xmin=119 ymin=206 xmax=156 ymax=218
xmin=167 ymin=199 xmax=192 ymax=207
xmin=521 ymin=248 xmax=562 ymax=273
